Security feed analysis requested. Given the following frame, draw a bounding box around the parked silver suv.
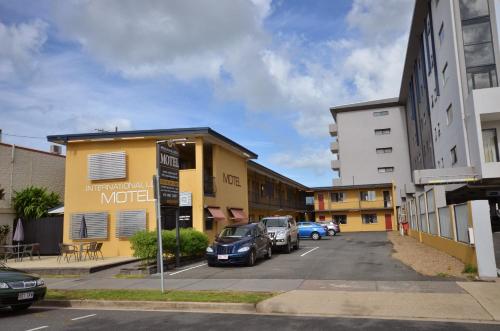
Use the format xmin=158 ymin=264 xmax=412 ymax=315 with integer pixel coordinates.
xmin=260 ymin=216 xmax=299 ymax=253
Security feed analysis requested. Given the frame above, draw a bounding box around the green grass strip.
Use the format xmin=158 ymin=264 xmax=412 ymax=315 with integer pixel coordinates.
xmin=46 ymin=289 xmax=275 ymax=304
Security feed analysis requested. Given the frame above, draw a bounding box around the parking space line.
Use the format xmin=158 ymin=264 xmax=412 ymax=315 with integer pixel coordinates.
xmin=25 ymin=326 xmax=48 ymax=331
xmin=168 ymin=263 xmax=207 ymax=275
xmin=71 ymin=313 xmax=97 ymax=321
xmin=300 ymin=247 xmax=319 ymax=257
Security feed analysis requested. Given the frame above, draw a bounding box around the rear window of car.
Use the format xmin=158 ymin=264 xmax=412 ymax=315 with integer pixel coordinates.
xmin=261 ymin=218 xmax=288 ymax=227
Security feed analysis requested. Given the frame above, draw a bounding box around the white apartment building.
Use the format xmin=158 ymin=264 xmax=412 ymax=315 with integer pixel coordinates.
xmin=330 ymin=98 xmax=412 ymax=207
xmin=330 ymin=0 xmax=500 ymax=278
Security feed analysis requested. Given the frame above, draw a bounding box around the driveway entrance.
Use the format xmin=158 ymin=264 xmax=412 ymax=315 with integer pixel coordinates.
xmin=168 ymin=232 xmax=436 ymax=281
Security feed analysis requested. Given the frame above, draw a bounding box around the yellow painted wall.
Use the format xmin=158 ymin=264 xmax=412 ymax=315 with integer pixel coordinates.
xmin=315 ymin=210 xmax=392 ymax=232
xmin=314 ymin=188 xmax=392 ymax=211
xmin=204 ymin=144 xmax=249 ymax=240
xmin=64 ymin=139 xmax=157 ymax=257
xmin=420 ymin=232 xmax=477 ymax=267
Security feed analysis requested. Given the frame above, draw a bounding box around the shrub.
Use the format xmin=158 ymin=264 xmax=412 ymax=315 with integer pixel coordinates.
xmin=12 ymin=186 xmax=60 ymax=220
xmin=130 ymin=228 xmax=209 ymax=262
xmin=463 ymin=264 xmax=478 ymax=274
xmin=179 ymin=228 xmax=209 ymax=257
xmin=129 ymin=230 xmax=157 ymax=264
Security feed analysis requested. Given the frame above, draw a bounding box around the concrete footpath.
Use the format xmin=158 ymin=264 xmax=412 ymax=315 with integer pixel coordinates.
xmin=44 ymin=277 xmax=500 ymax=322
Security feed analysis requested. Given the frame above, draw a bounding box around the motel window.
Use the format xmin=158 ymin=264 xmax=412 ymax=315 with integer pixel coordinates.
xmin=362 ymin=214 xmax=378 ymax=224
xmin=451 ymin=146 xmax=458 ymax=165
xmin=376 ymin=147 xmax=392 ymax=154
xmin=178 ymin=143 xmax=196 ymax=170
xmin=333 ymin=215 xmax=347 ymax=224
xmin=305 ymin=196 xmax=314 ymax=205
xmin=204 ymin=210 xmax=214 ymax=230
xmin=482 ymin=129 xmax=500 ymax=162
xmin=374 ymin=128 xmax=391 ymax=135
xmin=373 ymin=110 xmax=389 ymax=117
xmin=330 ymin=192 xmax=345 ymax=202
xmin=71 ymin=212 xmax=109 ymax=239
xmin=360 ymin=191 xmax=376 ymax=201
xmin=378 ymin=167 xmax=394 ymax=173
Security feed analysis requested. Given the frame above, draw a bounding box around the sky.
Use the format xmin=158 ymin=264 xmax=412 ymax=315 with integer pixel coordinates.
xmin=0 ymin=0 xmax=414 ymax=187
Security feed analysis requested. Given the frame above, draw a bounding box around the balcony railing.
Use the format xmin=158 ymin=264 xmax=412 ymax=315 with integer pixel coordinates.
xmin=323 ymin=199 xmax=393 ymax=211
xmin=248 ymin=191 xmax=306 ymax=210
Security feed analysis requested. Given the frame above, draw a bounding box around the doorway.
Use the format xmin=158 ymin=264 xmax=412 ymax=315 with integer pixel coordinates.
xmin=385 ymin=214 xmax=393 ymax=231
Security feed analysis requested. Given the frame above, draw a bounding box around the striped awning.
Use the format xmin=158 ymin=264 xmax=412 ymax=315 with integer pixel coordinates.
xmin=229 ymin=208 xmax=248 ymax=221
xmin=207 ymin=207 xmax=225 ymax=220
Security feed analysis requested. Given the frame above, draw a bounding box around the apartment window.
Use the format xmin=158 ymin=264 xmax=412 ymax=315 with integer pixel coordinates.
xmin=333 ymin=215 xmax=347 ymax=224
xmin=378 ymin=167 xmax=394 ymax=173
xmin=438 ymin=22 xmax=444 ymax=44
xmin=374 ymin=128 xmax=391 ymax=135
xmin=330 ymin=192 xmax=346 ymax=203
xmin=376 ymin=147 xmax=393 ymax=154
xmin=442 ymin=62 xmax=448 ymax=86
xmin=305 ymin=196 xmax=314 ymax=205
xmin=451 ymin=146 xmax=458 ymax=165
xmin=362 ymin=214 xmax=378 ymax=224
xmin=360 ymin=191 xmax=376 ymax=201
xmin=446 ymin=104 xmax=453 ymax=125
xmin=373 ymin=110 xmax=389 ymax=117
xmin=482 ymin=129 xmax=500 ymax=162
xmin=459 ymin=0 xmax=498 ymax=91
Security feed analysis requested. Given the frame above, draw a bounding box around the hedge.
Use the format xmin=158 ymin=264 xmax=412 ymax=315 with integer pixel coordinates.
xmin=130 ymin=228 xmax=209 ymax=263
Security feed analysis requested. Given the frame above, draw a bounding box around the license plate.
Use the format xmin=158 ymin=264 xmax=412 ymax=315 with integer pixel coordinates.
xmin=18 ymin=292 xmax=34 ymax=301
xmin=217 ymin=254 xmax=228 ymax=260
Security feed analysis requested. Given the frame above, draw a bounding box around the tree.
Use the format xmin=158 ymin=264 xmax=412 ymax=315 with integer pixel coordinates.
xmin=12 ymin=186 xmax=60 ymax=220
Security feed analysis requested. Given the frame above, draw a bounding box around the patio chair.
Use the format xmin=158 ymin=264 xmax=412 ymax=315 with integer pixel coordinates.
xmin=86 ymin=242 xmax=104 ymax=260
xmin=0 ymin=246 xmax=14 ymax=263
xmin=82 ymin=242 xmax=97 ymax=261
xmin=21 ymin=243 xmax=41 ymax=261
xmin=57 ymin=243 xmax=77 ymax=263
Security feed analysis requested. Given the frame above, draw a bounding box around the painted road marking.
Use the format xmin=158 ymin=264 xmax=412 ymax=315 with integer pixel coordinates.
xmin=300 ymin=246 xmax=319 ymax=257
xmin=25 ymin=326 xmax=48 ymax=331
xmin=71 ymin=314 xmax=97 ymax=321
xmin=168 ymin=263 xmax=207 ymax=275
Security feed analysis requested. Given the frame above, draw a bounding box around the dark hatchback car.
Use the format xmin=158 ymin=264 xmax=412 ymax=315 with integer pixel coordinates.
xmin=206 ymin=223 xmax=272 ymax=267
xmin=0 ymin=262 xmax=46 ymax=311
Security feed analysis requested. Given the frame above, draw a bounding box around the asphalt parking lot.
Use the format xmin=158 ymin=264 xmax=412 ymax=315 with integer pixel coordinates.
xmin=167 ymin=232 xmax=434 ymax=281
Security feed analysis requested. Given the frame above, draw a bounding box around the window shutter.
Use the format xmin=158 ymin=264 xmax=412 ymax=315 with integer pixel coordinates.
xmin=116 ymin=210 xmax=147 ymax=238
xmin=88 ymin=151 xmax=126 ymax=180
xmin=71 ymin=212 xmax=109 ymax=239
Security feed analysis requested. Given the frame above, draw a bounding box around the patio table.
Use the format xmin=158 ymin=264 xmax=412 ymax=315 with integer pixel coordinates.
xmin=0 ymin=244 xmax=34 ymax=262
xmin=75 ymin=242 xmax=93 ymax=261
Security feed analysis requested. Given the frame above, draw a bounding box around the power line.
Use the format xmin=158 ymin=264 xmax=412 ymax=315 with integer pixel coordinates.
xmin=2 ymin=133 xmax=46 ymax=140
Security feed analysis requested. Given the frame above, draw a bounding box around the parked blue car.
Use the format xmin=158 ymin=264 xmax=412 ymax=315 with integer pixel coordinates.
xmin=206 ymin=223 xmax=272 ymax=267
xmin=297 ymin=222 xmax=327 ymax=240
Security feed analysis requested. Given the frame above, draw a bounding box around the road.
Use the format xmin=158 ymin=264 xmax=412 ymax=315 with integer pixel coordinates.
xmin=1 ymin=307 xmax=499 ymax=331
xmin=166 ymin=232 xmax=436 ymax=281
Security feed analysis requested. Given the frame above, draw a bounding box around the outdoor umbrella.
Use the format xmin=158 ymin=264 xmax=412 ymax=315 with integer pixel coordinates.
xmin=12 ymin=218 xmax=24 ymax=260
xmin=79 ymin=215 xmax=88 ymax=239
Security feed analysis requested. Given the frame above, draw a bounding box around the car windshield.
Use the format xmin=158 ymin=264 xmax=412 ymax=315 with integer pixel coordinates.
xmin=262 ymin=218 xmax=287 ymax=227
xmin=219 ymin=227 xmax=252 ymax=238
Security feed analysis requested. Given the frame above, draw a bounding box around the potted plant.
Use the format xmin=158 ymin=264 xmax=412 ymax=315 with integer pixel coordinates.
xmin=0 ymin=225 xmax=10 ymax=245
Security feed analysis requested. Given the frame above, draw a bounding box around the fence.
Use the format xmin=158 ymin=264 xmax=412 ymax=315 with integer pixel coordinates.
xmin=20 ymin=216 xmax=63 ymax=255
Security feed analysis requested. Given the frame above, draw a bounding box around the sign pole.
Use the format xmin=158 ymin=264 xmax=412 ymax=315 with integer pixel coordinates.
xmin=153 ymin=173 xmax=164 ymax=293
xmin=175 ymin=208 xmax=180 ymax=267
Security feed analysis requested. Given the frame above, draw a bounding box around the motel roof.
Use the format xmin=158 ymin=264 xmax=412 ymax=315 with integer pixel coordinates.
xmin=47 ymin=127 xmax=258 ymax=159
xmin=329 ymin=97 xmax=402 ymax=120
xmin=247 ymin=160 xmax=309 ymax=191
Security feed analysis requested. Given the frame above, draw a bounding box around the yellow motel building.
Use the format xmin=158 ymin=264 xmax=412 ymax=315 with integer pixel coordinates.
xmin=47 ymin=128 xmax=307 ymax=257
xmin=312 ymin=184 xmax=397 ymax=232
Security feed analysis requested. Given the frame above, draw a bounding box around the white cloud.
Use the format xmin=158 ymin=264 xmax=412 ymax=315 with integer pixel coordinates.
xmin=269 ymin=147 xmax=332 ymax=175
xmin=0 ymin=19 xmax=48 ymax=83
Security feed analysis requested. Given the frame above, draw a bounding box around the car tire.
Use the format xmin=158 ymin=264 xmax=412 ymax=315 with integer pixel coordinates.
xmin=311 ymin=232 xmax=320 ymax=240
xmin=247 ymin=249 xmax=256 ymax=267
xmin=284 ymin=238 xmax=292 ymax=254
xmin=265 ymin=245 xmax=272 ymax=259
xmin=293 ymin=236 xmax=300 ymax=250
xmin=328 ymin=229 xmax=335 ymax=236
xmin=208 ymin=261 xmax=217 ymax=267
xmin=11 ymin=303 xmax=32 ymax=312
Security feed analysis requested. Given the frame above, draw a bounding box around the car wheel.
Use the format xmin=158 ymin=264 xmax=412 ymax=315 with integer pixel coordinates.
xmin=311 ymin=232 xmax=320 ymax=240
xmin=208 ymin=261 xmax=217 ymax=267
xmin=294 ymin=236 xmax=300 ymax=250
xmin=11 ymin=303 xmax=32 ymax=312
xmin=265 ymin=245 xmax=272 ymax=259
xmin=284 ymin=238 xmax=292 ymax=253
xmin=328 ymin=229 xmax=335 ymax=236
xmin=247 ymin=249 xmax=256 ymax=267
